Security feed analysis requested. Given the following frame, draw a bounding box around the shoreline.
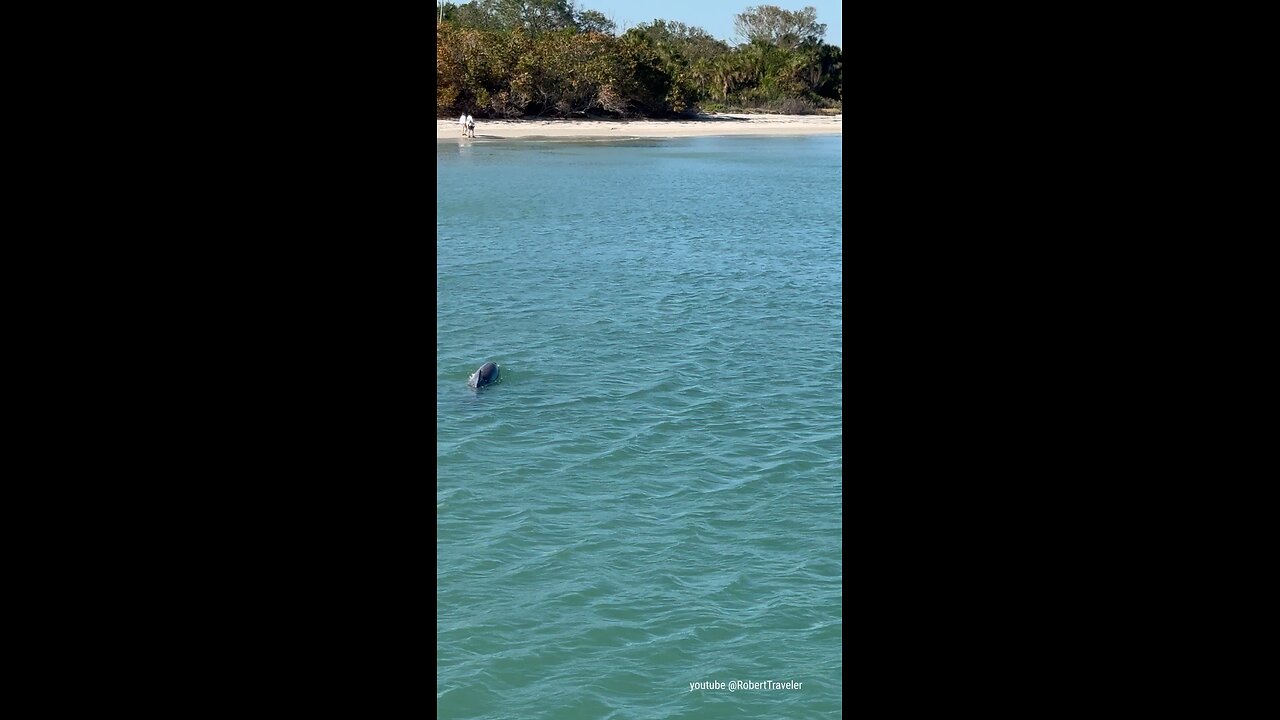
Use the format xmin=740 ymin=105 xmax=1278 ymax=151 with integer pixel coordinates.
xmin=437 ymin=113 xmax=841 ymax=140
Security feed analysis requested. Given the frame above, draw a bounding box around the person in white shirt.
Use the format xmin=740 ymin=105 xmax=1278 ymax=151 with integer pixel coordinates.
xmin=466 ymin=113 xmax=475 ymax=138
xmin=459 ymin=113 xmax=467 ymax=136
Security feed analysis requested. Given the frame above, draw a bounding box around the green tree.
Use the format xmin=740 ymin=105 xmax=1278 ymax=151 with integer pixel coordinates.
xmin=610 ymin=33 xmax=674 ymax=115
xmin=478 ymin=0 xmax=576 ymax=34
xmin=575 ymin=9 xmax=615 ymax=35
xmin=623 ymin=20 xmax=731 ymax=107
xmin=733 ymin=5 xmax=826 ymax=50
xmin=630 ymin=19 xmax=729 ymax=65
xmin=450 ymin=2 xmax=499 ymax=29
xmin=814 ymin=44 xmax=841 ymax=100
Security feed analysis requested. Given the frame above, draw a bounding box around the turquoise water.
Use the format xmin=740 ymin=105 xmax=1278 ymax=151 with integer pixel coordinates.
xmin=437 ymin=134 xmax=842 ymax=719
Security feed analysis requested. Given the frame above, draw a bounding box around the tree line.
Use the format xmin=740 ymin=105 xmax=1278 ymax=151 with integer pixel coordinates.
xmin=437 ymin=1 xmax=842 ymax=118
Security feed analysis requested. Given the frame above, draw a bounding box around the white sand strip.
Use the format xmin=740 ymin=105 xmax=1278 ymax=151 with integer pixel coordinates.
xmin=437 ymin=113 xmax=841 ymax=140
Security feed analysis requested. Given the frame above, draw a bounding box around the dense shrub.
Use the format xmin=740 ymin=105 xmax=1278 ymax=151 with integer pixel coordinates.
xmin=436 ymin=5 xmax=841 ymax=118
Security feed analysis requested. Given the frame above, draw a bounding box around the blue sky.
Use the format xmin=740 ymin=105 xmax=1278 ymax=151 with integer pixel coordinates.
xmin=578 ymin=0 xmax=842 ymax=47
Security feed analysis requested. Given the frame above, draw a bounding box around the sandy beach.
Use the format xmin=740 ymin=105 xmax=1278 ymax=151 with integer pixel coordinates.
xmin=437 ymin=113 xmax=841 ymax=140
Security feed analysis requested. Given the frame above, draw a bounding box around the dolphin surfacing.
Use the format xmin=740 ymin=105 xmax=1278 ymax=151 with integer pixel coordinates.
xmin=468 ymin=361 xmax=500 ymax=389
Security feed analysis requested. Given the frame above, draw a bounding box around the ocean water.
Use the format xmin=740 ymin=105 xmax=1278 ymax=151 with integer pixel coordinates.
xmin=437 ymin=134 xmax=842 ymax=719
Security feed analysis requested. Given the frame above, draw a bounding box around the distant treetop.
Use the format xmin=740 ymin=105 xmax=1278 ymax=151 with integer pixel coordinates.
xmin=733 ymin=5 xmax=826 ymax=50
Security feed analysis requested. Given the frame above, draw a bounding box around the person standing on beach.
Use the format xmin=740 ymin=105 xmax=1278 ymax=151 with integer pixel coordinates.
xmin=466 ymin=113 xmax=475 ymax=138
xmin=459 ymin=112 xmax=467 ymax=136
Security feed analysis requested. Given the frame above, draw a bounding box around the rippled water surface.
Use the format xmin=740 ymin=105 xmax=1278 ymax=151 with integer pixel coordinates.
xmin=438 ymin=134 xmax=842 ymax=719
